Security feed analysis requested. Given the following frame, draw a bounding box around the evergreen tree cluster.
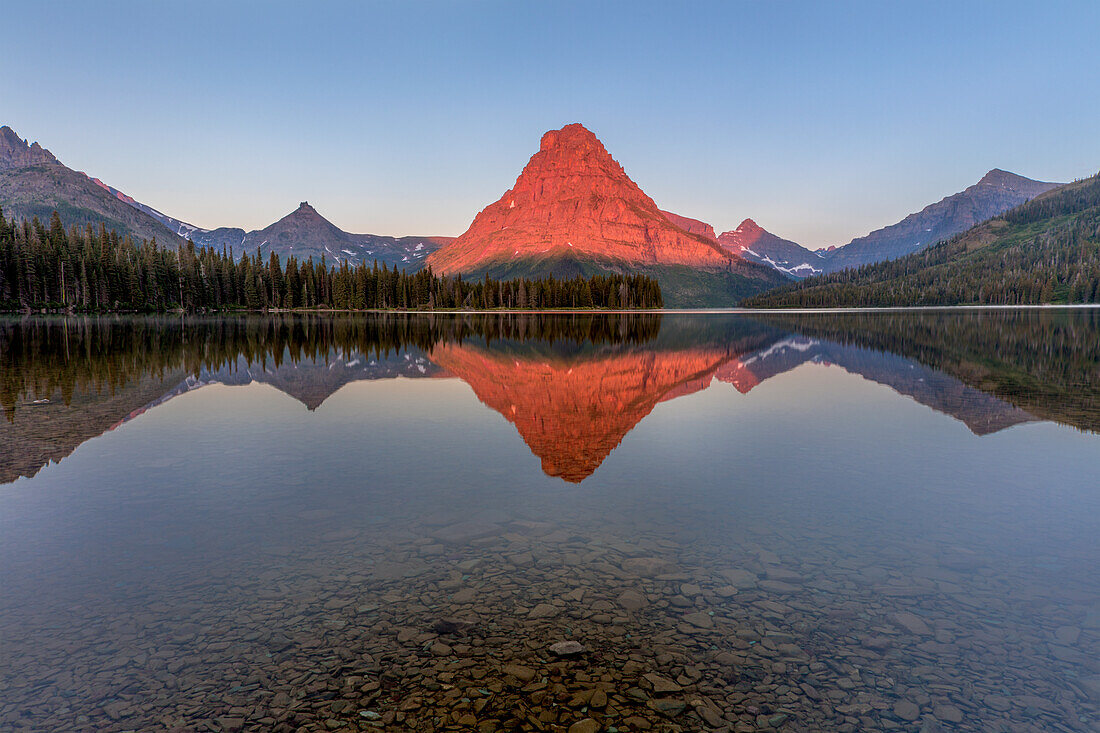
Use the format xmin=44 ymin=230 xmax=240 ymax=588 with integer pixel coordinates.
xmin=744 ymin=173 xmax=1100 ymax=308
xmin=0 ymin=210 xmax=663 ymax=311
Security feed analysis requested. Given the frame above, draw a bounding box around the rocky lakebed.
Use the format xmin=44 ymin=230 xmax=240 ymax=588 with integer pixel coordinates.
xmin=2 ymin=501 xmax=1097 ymax=733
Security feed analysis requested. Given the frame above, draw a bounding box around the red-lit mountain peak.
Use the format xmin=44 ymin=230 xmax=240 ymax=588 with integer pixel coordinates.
xmin=426 ymin=123 xmax=741 ymax=274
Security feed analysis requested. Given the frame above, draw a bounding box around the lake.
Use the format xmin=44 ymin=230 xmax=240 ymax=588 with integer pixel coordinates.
xmin=1 ymin=309 xmax=1098 ymax=733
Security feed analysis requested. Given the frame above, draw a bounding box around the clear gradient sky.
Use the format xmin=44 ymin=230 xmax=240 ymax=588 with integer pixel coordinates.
xmin=4 ymin=1 xmax=1099 ymax=247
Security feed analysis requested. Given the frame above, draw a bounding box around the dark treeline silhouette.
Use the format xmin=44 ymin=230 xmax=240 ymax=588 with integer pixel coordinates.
xmin=0 ymin=312 xmax=664 ymax=419
xmin=0 ymin=210 xmax=663 ymax=311
xmin=745 ymin=172 xmax=1100 ymax=307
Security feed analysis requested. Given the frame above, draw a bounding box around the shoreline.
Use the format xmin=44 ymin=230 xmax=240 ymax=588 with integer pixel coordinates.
xmin=2 ymin=303 xmax=1098 ymax=318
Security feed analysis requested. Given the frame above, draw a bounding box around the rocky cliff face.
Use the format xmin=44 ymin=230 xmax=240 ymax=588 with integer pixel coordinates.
xmin=0 ymin=126 xmax=59 ymax=169
xmin=0 ymin=125 xmax=184 ymax=246
xmin=428 ymin=124 xmax=754 ymax=274
xmin=659 ymin=210 xmax=718 ymax=242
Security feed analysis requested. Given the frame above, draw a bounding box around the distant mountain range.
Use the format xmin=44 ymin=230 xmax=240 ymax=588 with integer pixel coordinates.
xmin=160 ymin=201 xmax=452 ymax=268
xmin=0 ymin=124 xmax=450 ymax=269
xmin=652 ymin=170 xmax=1062 ymax=279
xmin=425 ymin=123 xmax=787 ymax=306
xmin=88 ymin=179 xmax=454 ymax=269
xmin=717 ymin=219 xmax=825 ymax=276
xmin=655 ymin=211 xmax=824 ymax=278
xmin=0 ymin=121 xmax=1081 ymax=304
xmin=745 ymin=171 xmax=1100 ymax=307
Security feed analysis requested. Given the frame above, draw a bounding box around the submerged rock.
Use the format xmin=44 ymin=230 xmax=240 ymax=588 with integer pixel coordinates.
xmin=549 ymin=640 xmax=587 ymax=657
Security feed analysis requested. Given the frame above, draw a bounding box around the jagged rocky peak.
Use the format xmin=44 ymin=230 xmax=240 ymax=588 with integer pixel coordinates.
xmin=523 ymin=122 xmax=631 ymax=181
xmin=0 ymin=125 xmax=59 ymax=169
xmin=725 ymin=218 xmax=763 ymax=237
xmin=540 ymin=122 xmax=603 ymax=152
xmin=660 ymin=210 xmax=718 ymax=241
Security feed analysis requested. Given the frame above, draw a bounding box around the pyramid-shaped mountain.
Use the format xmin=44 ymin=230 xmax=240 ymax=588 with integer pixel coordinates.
xmin=427 ymin=124 xmax=786 ymax=306
xmin=249 ymin=201 xmax=354 ymax=262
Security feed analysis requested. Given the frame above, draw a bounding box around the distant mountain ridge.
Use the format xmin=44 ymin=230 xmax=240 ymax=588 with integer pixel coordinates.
xmin=86 ymin=176 xmax=209 ymax=241
xmin=2 ymin=121 xmax=1074 ymax=290
xmin=656 ymin=211 xmax=823 ymax=279
xmin=0 ymin=123 xmax=449 ymax=269
xmin=745 ymin=172 xmax=1100 ymax=307
xmin=88 ymin=176 xmax=452 ymax=268
xmin=175 ymin=201 xmax=452 ymax=268
xmin=821 ymin=169 xmax=1062 ymax=272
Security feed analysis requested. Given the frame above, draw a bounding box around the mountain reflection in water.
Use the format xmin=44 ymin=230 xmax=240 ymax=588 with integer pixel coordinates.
xmin=2 ymin=310 xmax=1099 ymax=733
xmin=2 ymin=310 xmax=1096 ymax=485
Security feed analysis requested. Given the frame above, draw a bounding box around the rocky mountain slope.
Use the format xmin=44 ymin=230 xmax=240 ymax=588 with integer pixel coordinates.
xmin=90 ymin=184 xmax=451 ymax=269
xmin=745 ymin=172 xmax=1100 ymax=307
xmin=426 ymin=124 xmax=786 ymax=306
xmin=717 ymin=219 xmax=824 ymax=277
xmin=1 ymin=124 xmax=449 ymax=269
xmin=195 ymin=201 xmax=451 ymax=268
xmin=821 ymin=169 xmax=1062 ymax=272
xmin=0 ymin=125 xmax=185 ymax=246
xmin=656 ymin=211 xmax=821 ymax=279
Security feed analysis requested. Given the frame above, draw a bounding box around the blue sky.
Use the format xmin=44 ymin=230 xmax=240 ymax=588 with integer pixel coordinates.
xmin=4 ymin=0 xmax=1098 ymax=247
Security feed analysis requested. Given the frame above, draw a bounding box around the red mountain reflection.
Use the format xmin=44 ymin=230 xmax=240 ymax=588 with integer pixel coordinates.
xmin=429 ymin=342 xmax=735 ymax=482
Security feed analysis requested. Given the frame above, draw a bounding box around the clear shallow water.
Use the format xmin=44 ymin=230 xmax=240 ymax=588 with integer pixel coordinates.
xmin=1 ymin=310 xmax=1098 ymax=733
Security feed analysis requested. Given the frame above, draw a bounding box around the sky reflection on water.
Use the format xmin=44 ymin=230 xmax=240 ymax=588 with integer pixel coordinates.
xmin=1 ymin=311 xmax=1098 ymax=732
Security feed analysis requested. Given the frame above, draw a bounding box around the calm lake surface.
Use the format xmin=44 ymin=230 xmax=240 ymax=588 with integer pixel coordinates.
xmin=1 ymin=310 xmax=1098 ymax=733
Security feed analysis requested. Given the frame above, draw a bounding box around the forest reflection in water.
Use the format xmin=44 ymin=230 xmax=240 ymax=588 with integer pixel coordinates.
xmin=2 ymin=308 xmax=1098 ymax=485
xmin=0 ymin=309 xmax=1098 ymax=733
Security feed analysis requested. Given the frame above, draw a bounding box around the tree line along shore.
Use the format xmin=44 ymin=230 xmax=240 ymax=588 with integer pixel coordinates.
xmin=0 ymin=209 xmax=663 ymax=313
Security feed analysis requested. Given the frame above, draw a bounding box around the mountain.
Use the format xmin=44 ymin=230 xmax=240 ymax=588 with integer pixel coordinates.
xmin=223 ymin=201 xmax=448 ymax=267
xmin=426 ymin=123 xmax=786 ymax=307
xmin=90 ymin=184 xmax=452 ymax=269
xmin=656 ymin=212 xmax=821 ymax=279
xmin=659 ymin=210 xmax=717 ymax=241
xmin=0 ymin=125 xmax=185 ymax=246
xmin=84 ymin=176 xmax=209 ymax=241
xmin=717 ymin=219 xmax=824 ymax=277
xmin=743 ymin=172 xmax=1100 ymax=307
xmin=0 ymin=124 xmax=449 ymax=269
xmin=714 ymin=335 xmax=1034 ymax=435
xmin=821 ymin=169 xmax=1062 ymax=272
xmin=407 ymin=340 xmax=746 ymax=482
